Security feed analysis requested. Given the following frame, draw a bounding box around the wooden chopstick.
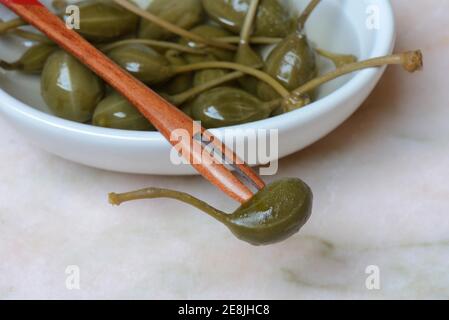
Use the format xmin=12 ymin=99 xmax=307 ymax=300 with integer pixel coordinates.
xmin=0 ymin=0 xmax=265 ymax=203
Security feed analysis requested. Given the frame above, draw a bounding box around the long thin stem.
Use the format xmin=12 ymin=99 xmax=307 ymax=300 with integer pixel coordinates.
xmin=216 ymin=36 xmax=282 ymax=45
xmin=100 ymin=39 xmax=207 ymax=55
xmin=113 ymin=0 xmax=236 ymax=51
xmin=109 ymin=188 xmax=229 ymax=223
xmin=297 ymin=0 xmax=321 ymax=31
xmin=0 ymin=18 xmax=26 ymax=34
xmin=173 ymin=61 xmax=291 ymax=98
xmin=2 ymin=17 xmax=50 ymax=43
xmin=291 ymin=51 xmax=423 ymax=97
xmin=170 ymin=71 xmax=244 ymax=105
xmin=278 ymin=51 xmax=423 ymax=111
xmin=240 ymin=0 xmax=260 ymax=45
xmin=315 ymin=48 xmax=358 ymax=68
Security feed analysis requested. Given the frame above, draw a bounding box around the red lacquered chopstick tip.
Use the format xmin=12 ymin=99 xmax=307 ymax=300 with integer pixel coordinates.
xmin=1 ymin=0 xmax=42 ymax=5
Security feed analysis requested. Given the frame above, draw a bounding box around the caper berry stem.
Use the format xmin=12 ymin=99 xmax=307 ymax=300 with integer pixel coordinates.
xmin=173 ymin=61 xmax=291 ymax=98
xmin=113 ymin=0 xmax=237 ymax=51
xmin=216 ymin=36 xmax=282 ymax=45
xmin=109 ymin=188 xmax=229 ymax=223
xmin=0 ymin=60 xmax=19 ymax=71
xmin=100 ymin=39 xmax=207 ymax=55
xmin=170 ymin=71 xmax=244 ymax=105
xmin=297 ymin=0 xmax=321 ymax=31
xmin=10 ymin=29 xmax=50 ymax=43
xmin=240 ymin=0 xmax=260 ymax=45
xmin=291 ymin=51 xmax=423 ymax=97
xmin=0 ymin=18 xmax=26 ymax=34
xmin=315 ymin=48 xmax=358 ymax=68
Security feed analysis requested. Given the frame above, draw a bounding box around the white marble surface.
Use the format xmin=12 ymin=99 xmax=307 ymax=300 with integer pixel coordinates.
xmin=1 ymin=0 xmax=449 ymax=299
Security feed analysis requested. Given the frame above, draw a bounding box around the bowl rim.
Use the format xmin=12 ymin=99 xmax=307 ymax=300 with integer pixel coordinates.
xmin=0 ymin=0 xmax=396 ymax=144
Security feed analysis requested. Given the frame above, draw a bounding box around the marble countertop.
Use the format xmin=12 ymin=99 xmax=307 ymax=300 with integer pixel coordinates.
xmin=1 ymin=0 xmax=448 ymax=299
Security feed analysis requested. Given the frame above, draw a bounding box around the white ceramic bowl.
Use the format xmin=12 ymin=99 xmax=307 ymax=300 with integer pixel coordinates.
xmin=0 ymin=0 xmax=395 ymax=175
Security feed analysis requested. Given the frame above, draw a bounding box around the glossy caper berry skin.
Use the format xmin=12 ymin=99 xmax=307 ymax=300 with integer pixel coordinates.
xmin=92 ymin=92 xmax=155 ymax=131
xmin=67 ymin=0 xmax=139 ymax=42
xmin=41 ymin=50 xmax=104 ymax=123
xmin=139 ymin=0 xmax=203 ymax=40
xmin=225 ymin=178 xmax=313 ymax=246
xmin=202 ymin=0 xmax=292 ymax=37
xmin=257 ymin=32 xmax=317 ymax=101
xmin=107 ymin=44 xmax=173 ymax=85
xmin=178 ymin=24 xmax=235 ymax=86
xmin=191 ymin=87 xmax=271 ymax=128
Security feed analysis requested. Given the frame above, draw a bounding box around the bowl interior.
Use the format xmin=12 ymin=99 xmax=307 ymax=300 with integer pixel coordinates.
xmin=0 ymin=0 xmax=364 ymax=124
